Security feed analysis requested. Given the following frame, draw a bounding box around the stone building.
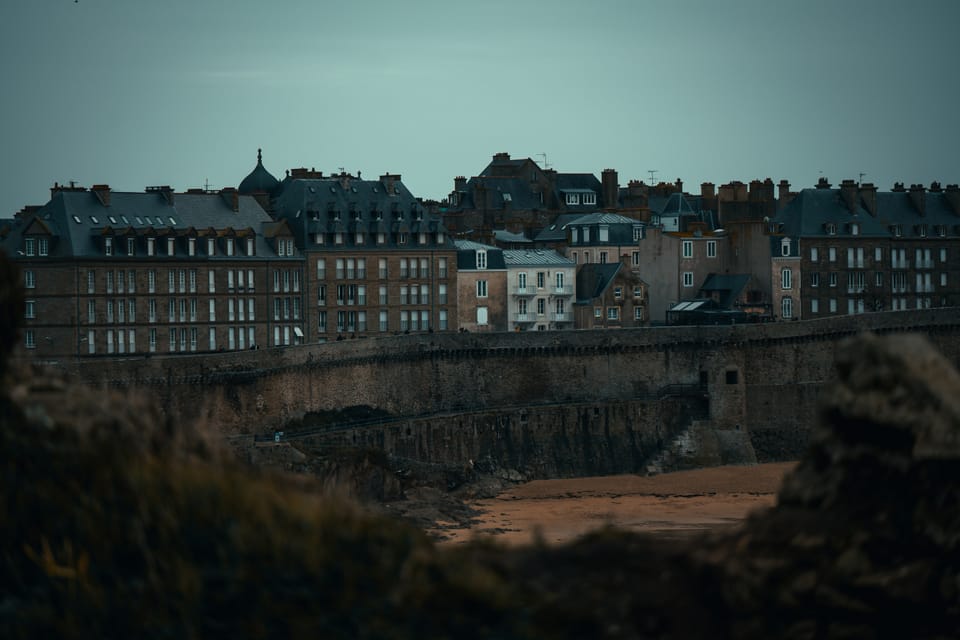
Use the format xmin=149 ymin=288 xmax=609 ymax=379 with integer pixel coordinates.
xmin=265 ymin=165 xmax=458 ymax=340
xmin=769 ymin=179 xmax=960 ymax=319
xmin=3 ymin=182 xmax=302 ymax=359
xmin=502 ymin=248 xmax=576 ymax=331
xmin=574 ymin=255 xmax=649 ymax=328
xmin=454 ymin=240 xmax=508 ymax=332
xmin=442 ymin=152 xmax=608 ymax=240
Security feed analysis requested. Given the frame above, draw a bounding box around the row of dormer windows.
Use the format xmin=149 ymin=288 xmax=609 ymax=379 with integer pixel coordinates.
xmin=99 ymin=235 xmax=293 ymax=258
xmin=311 ymin=230 xmax=444 ymax=247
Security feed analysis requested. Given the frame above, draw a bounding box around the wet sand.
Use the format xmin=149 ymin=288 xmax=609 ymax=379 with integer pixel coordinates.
xmin=436 ymin=462 xmax=797 ymax=546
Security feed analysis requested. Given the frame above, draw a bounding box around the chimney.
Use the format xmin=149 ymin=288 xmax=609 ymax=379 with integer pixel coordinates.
xmin=493 ymin=152 xmax=510 ymax=162
xmin=160 ymin=185 xmax=174 ymax=206
xmin=859 ymin=183 xmax=878 ymax=216
xmin=674 ymin=178 xmax=683 ymax=192
xmin=909 ymin=183 xmax=926 ymax=216
xmin=892 ymin=182 xmax=905 ymax=192
xmin=840 ymin=179 xmax=858 ymax=213
xmin=930 ymin=181 xmax=943 ymax=193
xmin=944 ymin=184 xmax=960 ymax=215
xmin=601 ymin=169 xmax=619 ymax=209
xmin=777 ymin=179 xmax=791 ymax=201
xmin=816 ymin=177 xmax=832 ymax=189
xmin=220 ymin=187 xmax=239 ymax=212
xmin=380 ymin=173 xmax=401 ymax=194
xmin=454 ymin=176 xmax=467 ymax=191
xmin=91 ymin=184 xmax=111 ymax=207
xmin=701 ymin=182 xmax=715 ymax=199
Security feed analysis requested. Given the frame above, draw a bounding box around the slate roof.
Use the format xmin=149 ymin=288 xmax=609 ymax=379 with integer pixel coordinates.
xmin=271 ymin=174 xmax=453 ymax=251
xmin=772 ymin=187 xmax=960 ymax=239
xmin=564 ymin=212 xmax=645 ymax=245
xmin=699 ymin=273 xmax=751 ymax=309
xmin=493 ymin=228 xmax=533 ymax=245
xmin=534 ymin=214 xmax=585 ymax=242
xmin=575 ymin=262 xmax=622 ymax=302
xmin=238 ymin=149 xmax=280 ymax=195
xmin=502 ymin=248 xmax=575 ymax=268
xmin=454 ymin=240 xmax=506 ymax=270
xmin=3 ymin=188 xmax=282 ymax=260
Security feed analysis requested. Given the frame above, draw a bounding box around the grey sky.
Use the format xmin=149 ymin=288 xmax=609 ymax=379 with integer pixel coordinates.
xmin=2 ymin=0 xmax=958 ymax=216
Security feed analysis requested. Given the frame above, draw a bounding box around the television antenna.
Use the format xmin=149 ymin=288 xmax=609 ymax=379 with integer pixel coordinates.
xmin=537 ymin=153 xmax=551 ymax=170
xmin=647 ymin=169 xmax=658 ymax=184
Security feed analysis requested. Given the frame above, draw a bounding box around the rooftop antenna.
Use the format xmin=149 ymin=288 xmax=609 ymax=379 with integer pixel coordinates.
xmin=204 ymin=178 xmax=210 ymax=190
xmin=858 ymin=172 xmax=866 ymax=186
xmin=537 ymin=153 xmax=551 ymax=170
xmin=647 ymin=169 xmax=658 ymax=184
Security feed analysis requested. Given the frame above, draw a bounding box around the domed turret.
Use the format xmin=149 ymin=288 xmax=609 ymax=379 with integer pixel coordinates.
xmin=239 ymin=148 xmax=280 ymax=195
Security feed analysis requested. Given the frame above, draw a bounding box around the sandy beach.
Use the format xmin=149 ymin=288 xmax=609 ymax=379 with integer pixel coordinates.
xmin=435 ymin=462 xmax=797 ymax=546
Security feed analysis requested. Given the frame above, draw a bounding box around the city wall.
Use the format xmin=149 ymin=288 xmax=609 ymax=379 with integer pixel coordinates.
xmin=55 ymin=309 xmax=960 ymax=478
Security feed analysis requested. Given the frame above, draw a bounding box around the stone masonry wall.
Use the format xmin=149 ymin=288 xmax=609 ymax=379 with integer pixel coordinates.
xmin=42 ymin=309 xmax=960 ymax=474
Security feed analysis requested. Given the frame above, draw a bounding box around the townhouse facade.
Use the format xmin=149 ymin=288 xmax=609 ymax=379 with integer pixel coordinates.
xmin=454 ymin=240 xmax=508 ymax=332
xmin=266 ymin=167 xmax=458 ymax=340
xmin=502 ymin=249 xmax=576 ymax=331
xmin=574 ymin=255 xmax=649 ymax=329
xmin=4 ymin=183 xmax=303 ymax=359
xmin=770 ymin=180 xmax=960 ymax=320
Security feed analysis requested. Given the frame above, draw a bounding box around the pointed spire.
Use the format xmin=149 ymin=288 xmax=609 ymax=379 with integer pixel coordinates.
xmin=257 ymin=148 xmax=263 ymax=165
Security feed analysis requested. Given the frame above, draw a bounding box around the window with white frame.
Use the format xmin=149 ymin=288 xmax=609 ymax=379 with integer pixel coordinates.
xmin=24 ymin=270 xmax=35 ymax=289
xmin=707 ymin=240 xmax=717 ymax=258
xmin=682 ymin=240 xmax=693 ymax=258
xmin=782 ymin=296 xmax=793 ymax=319
xmin=781 ymin=238 xmax=791 ymax=256
xmin=583 ymin=192 xmax=596 ymax=205
xmin=781 ymin=268 xmax=792 ymax=289
xmin=682 ymin=272 xmax=694 ymax=287
xmin=476 ymin=306 xmax=488 ymax=325
xmin=476 ymin=250 xmax=487 ymax=270
xmin=607 ymin=307 xmax=619 ymax=320
xmin=476 ymin=280 xmax=488 ymax=298
xmin=565 ymin=192 xmax=580 ymax=205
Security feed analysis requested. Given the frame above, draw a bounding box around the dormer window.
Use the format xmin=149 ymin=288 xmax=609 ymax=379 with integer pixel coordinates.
xmin=583 ymin=192 xmax=597 ymax=206
xmin=476 ymin=249 xmax=487 ymax=270
xmin=167 ymin=237 xmax=176 ymax=256
xmin=315 ymin=232 xmax=325 ymax=245
xmin=334 ymin=232 xmax=344 ymax=245
xmin=565 ymin=192 xmax=580 ymax=205
xmin=104 ymin=237 xmax=113 ymax=256
xmin=571 ymin=227 xmax=579 ymax=244
xmin=355 ymin=231 xmax=364 ymax=245
xmin=128 ymin=238 xmax=137 ymax=256
xmin=781 ymin=238 xmax=792 ymax=256
xmin=247 ymin=238 xmax=255 ymax=256
xmin=850 ymin=223 xmax=859 ymax=236
xmin=396 ymin=232 xmax=407 ymax=245
xmin=24 ymin=238 xmax=35 ymax=256
xmin=418 ymin=232 xmax=427 ymax=245
xmin=918 ymin=224 xmax=927 ymax=238
xmin=891 ymin=224 xmax=902 ymax=237
xmin=148 ymin=237 xmax=156 ymax=256
xmin=206 ymin=238 xmax=215 ymax=255
xmin=38 ymin=238 xmax=49 ymax=256
xmin=633 ymin=226 xmax=642 ymax=242
xmin=825 ymin=222 xmax=837 ymax=235
xmin=448 ymin=193 xmax=458 ymax=206
xmin=225 ymin=238 xmax=235 ymax=256
xmin=937 ymin=224 xmax=947 ymax=237
xmin=187 ymin=238 xmax=196 ymax=256
xmin=598 ymin=225 xmax=609 ymax=242
xmin=436 ymin=231 xmax=445 ymax=244
xmin=277 ymin=239 xmax=286 ymax=256
xmin=377 ymin=232 xmax=386 ymax=245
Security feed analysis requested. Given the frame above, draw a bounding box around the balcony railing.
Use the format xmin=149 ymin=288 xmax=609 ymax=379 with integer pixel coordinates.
xmin=551 ymin=312 xmax=572 ymax=322
xmin=514 ymin=313 xmax=534 ymax=323
xmin=553 ymin=285 xmax=573 ymax=295
xmin=514 ymin=287 xmax=535 ymax=296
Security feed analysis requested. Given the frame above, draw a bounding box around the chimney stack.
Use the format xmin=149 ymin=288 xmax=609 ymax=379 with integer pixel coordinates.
xmin=859 ymin=183 xmax=878 ymax=216
xmin=909 ymin=183 xmax=926 ymax=216
xmin=840 ymin=179 xmax=858 ymax=213
xmin=601 ymin=169 xmax=619 ymax=209
xmin=91 ymin=184 xmax=111 ymax=207
xmin=454 ymin=176 xmax=467 ymax=191
xmin=220 ymin=187 xmax=239 ymax=212
xmin=944 ymin=184 xmax=960 ymax=215
xmin=701 ymin=182 xmax=715 ymax=199
xmin=816 ymin=177 xmax=832 ymax=189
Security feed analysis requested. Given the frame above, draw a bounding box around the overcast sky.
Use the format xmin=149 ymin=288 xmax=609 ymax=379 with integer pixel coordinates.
xmin=2 ymin=0 xmax=958 ymax=216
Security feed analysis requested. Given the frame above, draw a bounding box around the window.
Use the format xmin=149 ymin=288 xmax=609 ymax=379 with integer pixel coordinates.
xmin=811 ymin=299 xmax=819 ymax=314
xmin=829 ymin=272 xmax=838 ymax=287
xmin=614 ymin=287 xmax=623 ymax=299
xmin=876 ymin=272 xmax=884 ymax=287
xmin=598 ymin=225 xmax=609 ymax=242
xmin=682 ymin=240 xmax=693 ymax=258
xmin=850 ymin=223 xmax=860 ymax=236
xmin=707 ymin=241 xmax=716 ymax=258
xmin=828 ymin=247 xmax=837 ymax=262
xmin=537 ymin=272 xmax=545 ymax=289
xmin=781 ymin=296 xmax=793 ymax=319
xmin=594 ymin=307 xmax=602 ymax=319
xmin=811 ymin=247 xmax=819 ymax=262
xmin=24 ymin=270 xmax=35 ymax=289
xmin=941 ymin=248 xmax=948 ymax=263
xmin=24 ymin=238 xmax=36 ymax=256
xmin=583 ymin=192 xmax=596 ymax=205
xmin=187 ymin=238 xmax=196 ymax=256
xmin=477 ymin=306 xmax=488 ymax=325
xmin=476 ymin=280 xmax=488 ymax=298
xmin=632 ymin=251 xmax=640 ymax=266
xmin=25 ymin=330 xmax=36 ymax=349
xmin=633 ymin=226 xmax=643 ymax=242
xmin=476 ymin=250 xmax=487 ymax=270
xmin=37 ymin=238 xmax=48 ymax=256
xmin=607 ymin=307 xmax=619 ymax=321
xmin=565 ymin=192 xmax=580 ymax=205
xmin=811 ymin=272 xmax=820 ymax=287
xmin=208 ymin=299 xmax=215 ymax=321
xmin=634 ymin=307 xmax=643 ymax=321
xmin=600 ymin=251 xmax=608 ymax=264
xmin=829 ymin=298 xmax=837 ymax=313
xmin=104 ymin=237 xmax=113 ymax=256
xmin=633 ymin=286 xmax=643 ymax=298
xmin=781 ymin=238 xmax=791 ymax=256
xmin=24 ymin=300 xmax=35 ymax=319
xmin=87 ymin=270 xmax=95 ymax=294
xmin=556 ymin=272 xmax=565 ymax=291
xmin=781 ymin=268 xmax=792 ymax=290
xmin=167 ymin=238 xmax=176 ymax=256
xmin=207 ymin=238 xmax=215 ymax=256
xmin=875 ymin=247 xmax=883 ymax=263
xmin=682 ymin=272 xmax=694 ymax=287
xmin=225 ymin=239 xmax=234 ymax=256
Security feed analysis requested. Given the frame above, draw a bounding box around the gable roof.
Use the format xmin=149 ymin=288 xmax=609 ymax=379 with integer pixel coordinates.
xmin=575 ymin=262 xmax=622 ymax=302
xmin=699 ymin=273 xmax=751 ymax=308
